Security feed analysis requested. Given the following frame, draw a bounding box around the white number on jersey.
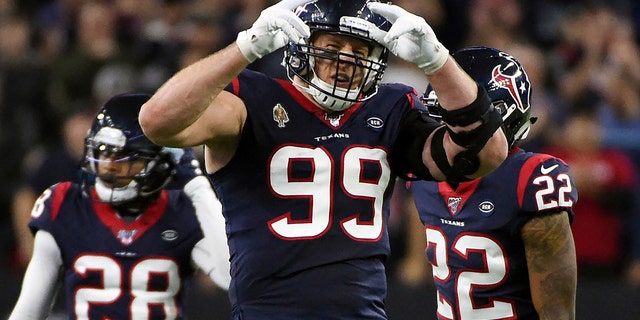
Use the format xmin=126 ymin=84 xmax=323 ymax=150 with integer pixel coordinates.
xmin=533 ymin=173 xmax=573 ymax=210
xmin=74 ymin=255 xmax=180 ymax=320
xmin=427 ymin=228 xmax=516 ymax=320
xmin=268 ymin=145 xmax=390 ymax=241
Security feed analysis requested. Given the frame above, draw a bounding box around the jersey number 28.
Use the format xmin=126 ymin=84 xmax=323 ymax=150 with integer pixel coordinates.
xmin=74 ymin=255 xmax=180 ymax=320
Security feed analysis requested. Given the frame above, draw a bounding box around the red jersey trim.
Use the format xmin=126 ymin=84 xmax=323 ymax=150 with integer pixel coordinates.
xmin=517 ymin=153 xmax=554 ymax=207
xmin=438 ymin=179 xmax=481 ymax=216
xmin=51 ymin=182 xmax=73 ymax=221
xmin=91 ymin=190 xmax=169 ymax=245
xmin=275 ymin=78 xmax=362 ymax=130
xmin=231 ymin=77 xmax=240 ymax=95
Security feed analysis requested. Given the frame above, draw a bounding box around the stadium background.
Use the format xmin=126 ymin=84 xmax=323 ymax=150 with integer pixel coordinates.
xmin=1 ymin=0 xmax=640 ymax=318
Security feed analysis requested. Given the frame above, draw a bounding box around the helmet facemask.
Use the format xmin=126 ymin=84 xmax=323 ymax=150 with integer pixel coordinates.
xmin=284 ymin=1 xmax=390 ymax=112
xmin=286 ymin=35 xmax=387 ymax=112
xmin=491 ymin=100 xmax=537 ymax=148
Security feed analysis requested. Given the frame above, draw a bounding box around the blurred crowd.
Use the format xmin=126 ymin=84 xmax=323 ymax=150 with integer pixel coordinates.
xmin=1 ymin=0 xmax=640 ymax=317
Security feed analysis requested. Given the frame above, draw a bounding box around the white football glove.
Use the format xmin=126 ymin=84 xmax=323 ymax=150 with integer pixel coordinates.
xmin=367 ymin=2 xmax=449 ymax=74
xmin=236 ymin=0 xmax=311 ymax=63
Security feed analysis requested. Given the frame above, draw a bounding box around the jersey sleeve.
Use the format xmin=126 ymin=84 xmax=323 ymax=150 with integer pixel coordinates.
xmin=184 ymin=176 xmax=231 ymax=290
xmin=8 ymin=231 xmax=63 ymax=320
xmin=223 ymin=69 xmax=266 ymax=97
xmin=517 ymin=154 xmax=577 ymax=220
xmin=390 ymin=89 xmax=441 ymax=181
xmin=28 ymin=181 xmax=73 ymax=235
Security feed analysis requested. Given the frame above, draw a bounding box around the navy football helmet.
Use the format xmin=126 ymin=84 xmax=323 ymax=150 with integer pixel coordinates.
xmin=82 ymin=93 xmax=175 ymax=205
xmin=284 ymin=0 xmax=391 ymax=111
xmin=423 ymin=46 xmax=537 ymax=149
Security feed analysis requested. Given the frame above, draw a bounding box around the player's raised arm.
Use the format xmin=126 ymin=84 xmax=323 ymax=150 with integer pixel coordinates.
xmin=139 ymin=0 xmax=310 ymax=150
xmin=367 ymin=2 xmax=508 ymax=181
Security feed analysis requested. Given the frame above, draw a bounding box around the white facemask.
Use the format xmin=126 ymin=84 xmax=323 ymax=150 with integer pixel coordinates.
xmin=301 ymin=74 xmax=358 ymax=112
xmin=95 ymin=178 xmax=140 ymax=203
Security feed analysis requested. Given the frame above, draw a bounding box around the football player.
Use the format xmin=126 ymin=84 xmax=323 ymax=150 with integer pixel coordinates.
xmin=410 ymin=46 xmax=578 ymax=320
xmin=9 ymin=93 xmax=230 ymax=320
xmin=138 ymin=0 xmax=509 ymax=318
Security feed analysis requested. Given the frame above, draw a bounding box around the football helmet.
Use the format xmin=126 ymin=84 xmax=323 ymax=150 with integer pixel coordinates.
xmin=82 ymin=93 xmax=175 ymax=206
xmin=284 ymin=0 xmax=391 ymax=111
xmin=422 ymin=46 xmax=537 ymax=149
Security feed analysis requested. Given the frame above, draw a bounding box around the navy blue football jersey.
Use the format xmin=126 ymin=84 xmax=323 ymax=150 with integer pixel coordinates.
xmin=29 ymin=182 xmax=204 ymax=320
xmin=214 ymin=69 xmax=422 ymax=319
xmin=409 ymin=148 xmax=577 ymax=320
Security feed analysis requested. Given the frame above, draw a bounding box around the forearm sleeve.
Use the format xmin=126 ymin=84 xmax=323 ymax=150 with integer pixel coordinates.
xmin=184 ymin=176 xmax=231 ymax=290
xmin=9 ymin=231 xmax=62 ymax=320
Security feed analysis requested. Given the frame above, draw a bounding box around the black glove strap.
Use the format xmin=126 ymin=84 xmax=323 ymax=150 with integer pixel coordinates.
xmin=430 ymin=126 xmax=470 ymax=183
xmin=445 ymin=104 xmax=502 ymax=151
xmin=442 ymin=84 xmax=502 ymax=156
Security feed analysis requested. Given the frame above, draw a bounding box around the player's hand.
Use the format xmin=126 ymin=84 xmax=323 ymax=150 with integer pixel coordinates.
xmin=236 ymin=0 xmax=311 ymax=63
xmin=367 ymin=2 xmax=449 ymax=74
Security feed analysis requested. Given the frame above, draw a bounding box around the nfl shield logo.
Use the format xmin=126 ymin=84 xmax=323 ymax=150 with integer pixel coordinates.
xmin=117 ymin=229 xmax=137 ymax=245
xmin=448 ymin=197 xmax=462 ymax=216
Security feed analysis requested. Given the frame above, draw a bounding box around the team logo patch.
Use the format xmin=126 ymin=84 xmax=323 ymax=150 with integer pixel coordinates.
xmin=366 ymin=116 xmax=384 ymax=131
xmin=273 ymin=103 xmax=289 ymax=128
xmin=162 ymin=230 xmax=179 ymax=241
xmin=478 ymin=201 xmax=495 ymax=216
xmin=448 ymin=197 xmax=462 ymax=216
xmin=117 ymin=229 xmax=137 ymax=245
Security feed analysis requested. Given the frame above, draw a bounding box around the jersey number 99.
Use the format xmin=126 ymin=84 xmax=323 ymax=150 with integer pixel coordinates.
xmin=268 ymin=145 xmax=390 ymax=241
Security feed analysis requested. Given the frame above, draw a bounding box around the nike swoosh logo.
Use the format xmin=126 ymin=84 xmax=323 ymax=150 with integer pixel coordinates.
xmin=540 ymin=164 xmax=559 ymax=175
